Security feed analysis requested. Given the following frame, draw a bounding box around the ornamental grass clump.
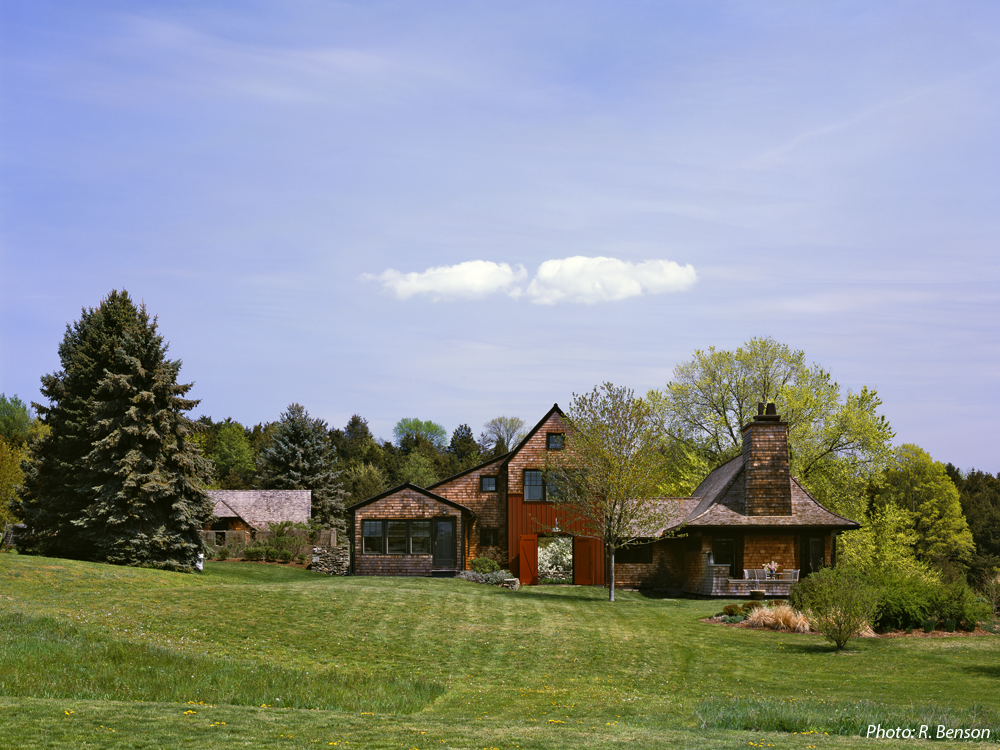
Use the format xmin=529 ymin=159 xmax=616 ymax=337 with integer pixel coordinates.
xmin=745 ymin=602 xmax=810 ymax=633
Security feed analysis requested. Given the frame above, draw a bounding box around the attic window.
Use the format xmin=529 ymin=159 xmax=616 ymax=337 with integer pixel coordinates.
xmin=480 ymin=476 xmax=497 ymax=493
xmin=547 ymin=433 xmax=565 ymax=450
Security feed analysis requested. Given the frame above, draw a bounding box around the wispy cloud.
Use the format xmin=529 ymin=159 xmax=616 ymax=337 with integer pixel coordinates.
xmin=364 ymin=256 xmax=697 ymax=303
xmin=363 ymin=260 xmax=527 ymax=301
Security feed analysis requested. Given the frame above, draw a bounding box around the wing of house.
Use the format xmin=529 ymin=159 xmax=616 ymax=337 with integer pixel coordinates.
xmin=207 ymin=490 xmax=311 ymax=531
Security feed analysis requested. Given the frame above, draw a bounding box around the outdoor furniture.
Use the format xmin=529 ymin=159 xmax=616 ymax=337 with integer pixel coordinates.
xmin=780 ymin=569 xmax=800 ymax=582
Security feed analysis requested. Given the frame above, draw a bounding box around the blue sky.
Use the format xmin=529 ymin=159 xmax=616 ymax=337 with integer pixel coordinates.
xmin=2 ymin=1 xmax=998 ymax=472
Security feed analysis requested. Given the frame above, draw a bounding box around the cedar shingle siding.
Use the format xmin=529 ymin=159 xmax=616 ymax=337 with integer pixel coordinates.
xmin=345 ymin=402 xmax=859 ymax=596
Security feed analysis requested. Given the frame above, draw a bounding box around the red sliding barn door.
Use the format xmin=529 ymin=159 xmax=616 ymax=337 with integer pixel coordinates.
xmin=518 ymin=534 xmax=538 ymax=585
xmin=573 ymin=537 xmax=605 ymax=585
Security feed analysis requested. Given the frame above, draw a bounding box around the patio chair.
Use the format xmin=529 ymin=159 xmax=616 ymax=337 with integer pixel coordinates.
xmin=780 ymin=569 xmax=799 ymax=582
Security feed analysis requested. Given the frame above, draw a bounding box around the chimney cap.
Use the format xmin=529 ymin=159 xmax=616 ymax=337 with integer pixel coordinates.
xmin=754 ymin=401 xmax=781 ymax=422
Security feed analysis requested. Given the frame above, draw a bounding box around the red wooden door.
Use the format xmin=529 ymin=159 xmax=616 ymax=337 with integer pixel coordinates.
xmin=573 ymin=537 xmax=605 ymax=585
xmin=518 ymin=534 xmax=538 ymax=585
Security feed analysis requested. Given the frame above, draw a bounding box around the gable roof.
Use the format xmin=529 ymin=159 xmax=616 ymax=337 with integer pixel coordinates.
xmin=499 ymin=403 xmax=564 ymax=468
xmin=207 ymin=490 xmax=311 ymax=529
xmin=423 ymin=403 xmax=564 ymax=491
xmin=346 ymin=482 xmax=475 ymax=516
xmin=428 ymin=452 xmax=508 ymax=492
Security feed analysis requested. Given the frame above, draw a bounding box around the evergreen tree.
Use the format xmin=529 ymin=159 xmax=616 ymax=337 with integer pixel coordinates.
xmin=18 ymin=290 xmax=212 ymax=570
xmin=449 ymin=423 xmax=481 ymax=467
xmin=260 ymin=403 xmax=346 ymax=530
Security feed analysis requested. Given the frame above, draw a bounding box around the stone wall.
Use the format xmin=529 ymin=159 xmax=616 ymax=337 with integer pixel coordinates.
xmin=311 ymin=544 xmax=350 ymax=576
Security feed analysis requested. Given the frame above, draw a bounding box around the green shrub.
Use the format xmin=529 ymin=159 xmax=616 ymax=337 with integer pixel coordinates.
xmin=944 ymin=618 xmax=957 ymax=632
xmin=872 ymin=573 xmax=933 ymax=631
xmin=278 ymin=550 xmax=293 ymax=564
xmin=933 ymin=581 xmax=992 ymax=630
xmin=742 ymin=600 xmax=762 ymax=613
xmin=297 ymin=553 xmax=307 ymax=564
xmin=790 ymin=568 xmax=879 ymax=650
xmin=722 ymin=614 xmax=745 ymax=624
xmin=722 ymin=604 xmax=742 ymax=617
xmin=922 ymin=618 xmax=936 ymax=633
xmin=216 ymin=546 xmax=230 ymax=561
xmin=262 ymin=547 xmax=278 ymax=562
xmin=242 ymin=546 xmax=263 ymax=562
xmin=469 ymin=557 xmax=501 ymax=574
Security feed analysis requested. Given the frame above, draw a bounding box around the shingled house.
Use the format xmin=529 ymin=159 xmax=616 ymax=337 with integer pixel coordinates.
xmin=346 ymin=403 xmax=860 ymax=595
xmin=207 ymin=490 xmax=311 ymax=532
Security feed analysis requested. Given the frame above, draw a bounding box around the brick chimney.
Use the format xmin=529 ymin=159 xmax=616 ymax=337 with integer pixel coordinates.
xmin=741 ymin=402 xmax=792 ymax=516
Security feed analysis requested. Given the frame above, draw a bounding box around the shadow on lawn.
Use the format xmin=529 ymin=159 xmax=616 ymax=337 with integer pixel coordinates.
xmin=963 ymin=664 xmax=1000 ymax=678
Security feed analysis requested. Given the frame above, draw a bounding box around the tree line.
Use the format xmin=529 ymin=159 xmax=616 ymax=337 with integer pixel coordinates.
xmin=1 ymin=290 xmax=998 ymax=585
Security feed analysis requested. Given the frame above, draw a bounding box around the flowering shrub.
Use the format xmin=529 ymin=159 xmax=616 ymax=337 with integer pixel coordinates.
xmin=537 ymin=538 xmax=573 ymax=575
xmin=458 ymin=569 xmax=514 ymax=586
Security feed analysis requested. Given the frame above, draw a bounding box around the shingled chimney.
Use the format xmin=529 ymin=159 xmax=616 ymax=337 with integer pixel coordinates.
xmin=741 ymin=402 xmax=792 ymax=516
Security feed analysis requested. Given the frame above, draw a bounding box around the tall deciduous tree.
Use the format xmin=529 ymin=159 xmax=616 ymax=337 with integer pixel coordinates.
xmin=392 ymin=418 xmax=448 ymax=451
xmin=210 ymin=420 xmax=255 ymax=487
xmin=0 ymin=394 xmax=33 ymax=447
xmin=260 ymin=404 xmax=346 ymax=530
xmin=547 ymin=383 xmax=680 ymax=602
xmin=0 ymin=437 xmax=24 ymax=527
xmin=875 ymin=445 xmax=976 ymax=569
xmin=17 ymin=290 xmax=213 ymax=570
xmin=478 ymin=416 xmax=526 ymax=459
xmin=653 ymin=336 xmax=895 ymax=521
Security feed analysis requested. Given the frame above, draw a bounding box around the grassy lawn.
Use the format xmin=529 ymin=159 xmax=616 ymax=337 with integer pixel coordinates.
xmin=1 ymin=555 xmax=998 ymax=749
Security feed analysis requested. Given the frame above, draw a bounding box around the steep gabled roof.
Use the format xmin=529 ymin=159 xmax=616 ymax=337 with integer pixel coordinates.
xmin=423 ymin=403 xmax=564 ymax=491
xmin=499 ymin=403 xmax=564 ymax=468
xmin=207 ymin=490 xmax=311 ymax=529
xmin=346 ymin=482 xmax=475 ymax=516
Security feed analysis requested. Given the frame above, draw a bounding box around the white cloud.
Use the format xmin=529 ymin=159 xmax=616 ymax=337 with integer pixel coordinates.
xmin=363 ymin=260 xmax=527 ymax=301
xmin=365 ymin=256 xmax=697 ymax=303
xmin=524 ymin=256 xmax=697 ymax=305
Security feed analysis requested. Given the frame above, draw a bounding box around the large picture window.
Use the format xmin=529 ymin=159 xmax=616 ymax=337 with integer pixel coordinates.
xmin=361 ymin=519 xmax=437 ymax=555
xmin=524 ymin=470 xmax=544 ymax=501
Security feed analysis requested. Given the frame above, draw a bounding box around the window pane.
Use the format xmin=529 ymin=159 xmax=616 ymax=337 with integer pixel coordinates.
xmin=524 ymin=470 xmax=543 ymax=501
xmin=547 ymin=433 xmax=565 ymax=450
xmin=362 ymin=520 xmax=383 ymax=554
xmin=410 ymin=521 xmax=430 ymax=554
xmin=387 ymin=520 xmax=408 ymax=554
xmin=480 ymin=476 xmax=496 ymax=492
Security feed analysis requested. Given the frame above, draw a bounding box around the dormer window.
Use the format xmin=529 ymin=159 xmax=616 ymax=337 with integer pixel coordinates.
xmin=480 ymin=476 xmax=497 ymax=493
xmin=547 ymin=433 xmax=565 ymax=450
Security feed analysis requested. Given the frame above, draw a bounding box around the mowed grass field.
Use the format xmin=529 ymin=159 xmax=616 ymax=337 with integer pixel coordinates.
xmin=1 ymin=556 xmax=998 ymax=749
